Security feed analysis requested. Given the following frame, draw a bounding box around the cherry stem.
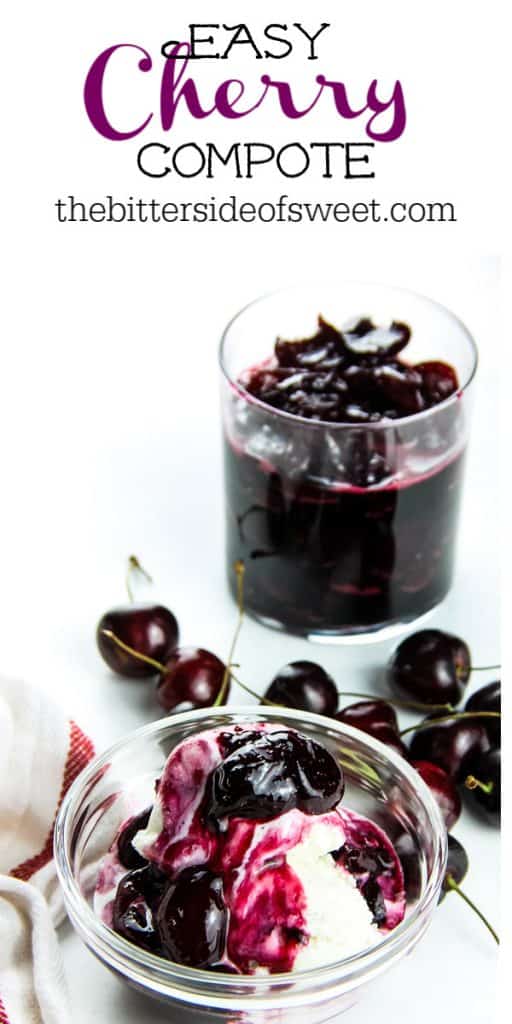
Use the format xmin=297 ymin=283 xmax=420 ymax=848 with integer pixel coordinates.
xmin=100 ymin=629 xmax=165 ymax=675
xmin=444 ymin=875 xmax=499 ymax=944
xmin=469 ymin=664 xmax=500 ymax=672
xmin=465 ymin=774 xmax=494 ymax=795
xmin=337 ymin=691 xmax=453 ymax=714
xmin=229 ymin=671 xmax=282 ymax=707
xmin=400 ymin=711 xmax=501 ymax=738
xmin=126 ymin=555 xmax=153 ymax=603
xmin=214 ymin=560 xmax=245 ymax=708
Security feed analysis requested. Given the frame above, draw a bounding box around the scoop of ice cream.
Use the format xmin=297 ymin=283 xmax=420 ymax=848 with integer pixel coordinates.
xmin=94 ymin=724 xmax=405 ymax=973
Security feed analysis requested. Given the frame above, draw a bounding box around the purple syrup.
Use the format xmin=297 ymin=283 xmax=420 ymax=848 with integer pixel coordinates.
xmin=117 ymin=808 xmax=151 ymax=869
xmin=334 ymin=808 xmax=405 ymax=929
xmin=225 ymin=448 xmax=464 ymax=633
xmin=226 ymin=853 xmax=307 ymax=973
xmin=224 ymin=316 xmax=464 ymax=635
xmin=332 ymin=840 xmax=394 ymax=924
xmin=203 ymin=729 xmax=344 ymax=830
xmin=361 ymin=877 xmax=387 ymax=925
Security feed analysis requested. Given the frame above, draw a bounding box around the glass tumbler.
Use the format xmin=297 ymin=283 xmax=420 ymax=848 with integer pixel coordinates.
xmin=219 ymin=283 xmax=477 ymax=639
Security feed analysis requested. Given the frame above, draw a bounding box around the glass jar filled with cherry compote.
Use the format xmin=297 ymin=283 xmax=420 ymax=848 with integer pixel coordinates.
xmin=220 ymin=284 xmax=477 ymax=639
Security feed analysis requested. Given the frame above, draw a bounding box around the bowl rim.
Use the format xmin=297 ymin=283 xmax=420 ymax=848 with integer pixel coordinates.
xmin=54 ymin=705 xmax=447 ymax=1003
xmin=218 ymin=279 xmax=479 ymax=432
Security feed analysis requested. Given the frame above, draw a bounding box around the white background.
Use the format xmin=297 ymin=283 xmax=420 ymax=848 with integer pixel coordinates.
xmin=0 ymin=1 xmax=504 ymax=1022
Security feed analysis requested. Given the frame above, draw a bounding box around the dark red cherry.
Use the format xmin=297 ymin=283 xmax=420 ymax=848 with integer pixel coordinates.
xmin=366 ymin=724 xmax=410 ymax=760
xmin=388 ymin=629 xmax=470 ymax=706
xmin=112 ymin=865 xmax=167 ymax=952
xmin=465 ymin=681 xmax=501 ymax=746
xmin=156 ymin=868 xmax=228 ymax=968
xmin=394 ymin=832 xmax=422 ymax=900
xmin=204 ymin=729 xmax=344 ymax=830
xmin=415 ymin=361 xmax=458 ymax=407
xmin=263 ymin=661 xmax=338 ymax=716
xmin=97 ymin=604 xmax=179 ymax=679
xmin=157 ymin=647 xmax=229 ymax=713
xmin=408 ymin=717 xmax=490 ymax=782
xmin=336 ymin=701 xmax=409 ymax=759
xmin=464 ymin=747 xmax=500 ymax=825
xmin=440 ymin=835 xmax=499 ymax=942
xmin=336 ymin=699 xmax=398 ymax=732
xmin=439 ymin=834 xmax=468 ymax=902
xmin=412 ymin=761 xmax=461 ymax=830
xmin=117 ymin=808 xmax=151 ymax=869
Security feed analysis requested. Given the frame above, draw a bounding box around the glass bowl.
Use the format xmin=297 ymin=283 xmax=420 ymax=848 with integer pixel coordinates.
xmin=54 ymin=707 xmax=447 ymax=1023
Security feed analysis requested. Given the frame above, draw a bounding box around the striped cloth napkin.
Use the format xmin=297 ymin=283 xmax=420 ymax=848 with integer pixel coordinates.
xmin=0 ymin=677 xmax=94 ymax=1024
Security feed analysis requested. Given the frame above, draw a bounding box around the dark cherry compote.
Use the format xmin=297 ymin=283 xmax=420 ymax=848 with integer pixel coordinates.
xmin=223 ymin=315 xmax=465 ymax=635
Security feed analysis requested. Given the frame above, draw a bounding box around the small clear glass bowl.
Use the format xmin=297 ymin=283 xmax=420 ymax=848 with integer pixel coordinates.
xmin=54 ymin=707 xmax=447 ymax=1023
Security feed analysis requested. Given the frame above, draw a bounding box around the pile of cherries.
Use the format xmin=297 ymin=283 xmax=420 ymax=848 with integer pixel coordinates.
xmin=97 ymin=556 xmax=231 ymax=714
xmin=96 ymin=558 xmax=500 ymax=944
xmin=242 ymin=316 xmax=458 ymax=424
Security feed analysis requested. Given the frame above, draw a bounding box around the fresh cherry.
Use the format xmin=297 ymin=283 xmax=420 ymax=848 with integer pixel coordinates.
xmin=96 ymin=557 xmax=179 ymax=679
xmin=156 ymin=867 xmax=228 ymax=968
xmin=102 ymin=561 xmax=245 ymax=713
xmin=97 ymin=605 xmax=179 ymax=679
xmin=336 ymin=699 xmax=398 ymax=732
xmin=440 ymin=835 xmax=499 ymax=943
xmin=439 ymin=834 xmax=468 ymax=901
xmin=117 ymin=808 xmax=151 ymax=869
xmin=388 ymin=629 xmax=471 ymax=706
xmin=408 ymin=716 xmax=490 ymax=782
xmin=367 ymin=725 xmax=410 ymax=759
xmin=204 ymin=729 xmax=344 ymax=829
xmin=336 ymin=701 xmax=409 ymax=759
xmin=411 ymin=761 xmax=461 ymax=830
xmin=263 ymin=661 xmax=338 ymax=716
xmin=394 ymin=832 xmax=422 ymax=900
xmin=464 ymin=747 xmax=501 ymax=825
xmin=157 ymin=647 xmax=229 ymax=713
xmin=465 ymin=681 xmax=501 ymax=746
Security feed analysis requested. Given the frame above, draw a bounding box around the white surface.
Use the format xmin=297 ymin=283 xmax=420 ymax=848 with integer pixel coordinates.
xmin=1 ymin=0 xmax=502 ymax=1020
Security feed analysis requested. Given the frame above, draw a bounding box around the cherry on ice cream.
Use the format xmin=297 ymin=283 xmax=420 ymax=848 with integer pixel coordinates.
xmin=204 ymin=729 xmax=345 ymax=830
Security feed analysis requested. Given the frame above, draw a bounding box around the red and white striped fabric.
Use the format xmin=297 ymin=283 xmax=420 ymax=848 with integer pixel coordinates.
xmin=0 ymin=677 xmax=94 ymax=1024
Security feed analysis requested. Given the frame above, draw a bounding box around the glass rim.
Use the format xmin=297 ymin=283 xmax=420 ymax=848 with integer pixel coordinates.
xmin=54 ymin=705 xmax=447 ymax=1007
xmin=218 ymin=281 xmax=479 ymax=432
